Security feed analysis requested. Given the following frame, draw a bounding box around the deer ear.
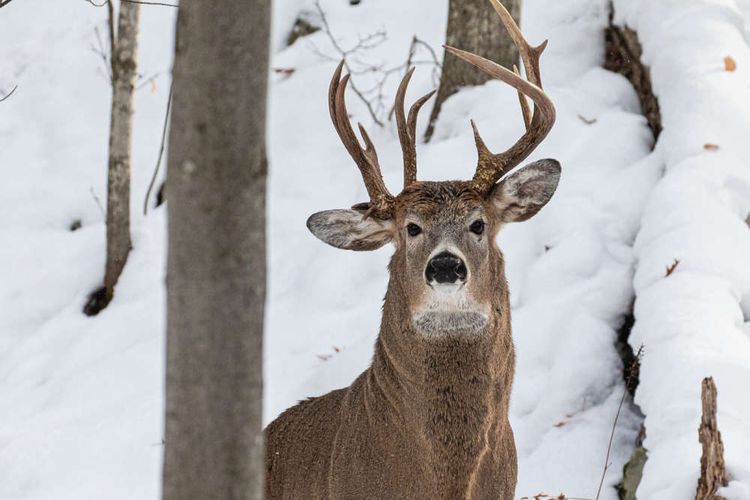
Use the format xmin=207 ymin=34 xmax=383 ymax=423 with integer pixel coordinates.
xmin=489 ymin=159 xmax=560 ymax=223
xmin=307 ymin=209 xmax=394 ymax=251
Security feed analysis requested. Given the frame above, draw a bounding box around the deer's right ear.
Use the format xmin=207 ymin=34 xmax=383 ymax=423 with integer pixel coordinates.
xmin=307 ymin=209 xmax=395 ymax=251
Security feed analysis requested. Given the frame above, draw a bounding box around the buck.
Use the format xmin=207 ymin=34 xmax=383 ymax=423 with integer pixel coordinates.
xmin=265 ymin=1 xmax=558 ymax=498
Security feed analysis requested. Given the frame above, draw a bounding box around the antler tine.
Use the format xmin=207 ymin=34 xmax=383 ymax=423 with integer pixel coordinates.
xmin=513 ymin=64 xmax=532 ymax=130
xmin=394 ymin=67 xmax=436 ymax=187
xmin=444 ymin=0 xmax=556 ymax=194
xmin=328 ymin=60 xmax=394 ymax=218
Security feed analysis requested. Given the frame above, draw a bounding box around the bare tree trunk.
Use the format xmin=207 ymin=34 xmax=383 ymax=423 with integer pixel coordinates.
xmin=85 ymin=1 xmax=140 ymax=315
xmin=425 ymin=0 xmax=520 ymax=141
xmin=162 ymin=0 xmax=269 ymax=499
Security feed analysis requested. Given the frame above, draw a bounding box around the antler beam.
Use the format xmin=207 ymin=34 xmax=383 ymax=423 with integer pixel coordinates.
xmin=394 ymin=68 xmax=435 ymax=187
xmin=328 ymin=60 xmax=394 ymax=219
xmin=444 ymin=0 xmax=556 ymax=194
xmin=328 ymin=61 xmax=436 ymax=216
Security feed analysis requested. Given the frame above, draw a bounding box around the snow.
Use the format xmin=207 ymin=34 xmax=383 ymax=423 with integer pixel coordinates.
xmin=614 ymin=1 xmax=750 ymax=498
xmin=0 ymin=0 xmax=748 ymax=499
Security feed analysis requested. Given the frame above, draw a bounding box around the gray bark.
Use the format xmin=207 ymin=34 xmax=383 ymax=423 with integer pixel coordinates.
xmin=162 ymin=1 xmax=269 ymax=499
xmin=425 ymin=0 xmax=520 ymax=141
xmin=104 ymin=1 xmax=140 ymax=303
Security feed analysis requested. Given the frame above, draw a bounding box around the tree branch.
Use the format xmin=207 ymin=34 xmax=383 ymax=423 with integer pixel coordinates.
xmin=0 ymin=85 xmax=17 ymax=103
xmin=143 ymin=80 xmax=173 ymax=215
xmin=85 ymin=0 xmax=178 ymax=7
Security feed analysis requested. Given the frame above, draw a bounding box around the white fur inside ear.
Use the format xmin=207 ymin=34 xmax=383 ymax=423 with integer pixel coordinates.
xmin=306 ymin=209 xmax=394 ymax=251
xmin=491 ymin=159 xmax=561 ymax=222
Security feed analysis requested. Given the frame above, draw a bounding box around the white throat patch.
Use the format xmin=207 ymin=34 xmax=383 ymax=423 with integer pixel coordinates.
xmin=413 ymin=284 xmax=489 ymax=338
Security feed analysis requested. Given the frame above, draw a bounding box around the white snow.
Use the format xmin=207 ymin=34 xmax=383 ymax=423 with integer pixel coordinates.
xmin=0 ymin=0 xmax=747 ymax=499
xmin=614 ymin=1 xmax=750 ymax=498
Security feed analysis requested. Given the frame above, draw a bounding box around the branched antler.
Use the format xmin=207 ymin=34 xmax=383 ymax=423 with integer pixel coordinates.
xmin=329 ymin=60 xmax=394 ymax=219
xmin=394 ymin=68 xmax=435 ymax=186
xmin=329 ymin=60 xmax=435 ymax=218
xmin=445 ymin=0 xmax=556 ymax=194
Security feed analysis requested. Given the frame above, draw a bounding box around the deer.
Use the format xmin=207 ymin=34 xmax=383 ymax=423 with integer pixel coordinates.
xmin=265 ymin=1 xmax=558 ymax=498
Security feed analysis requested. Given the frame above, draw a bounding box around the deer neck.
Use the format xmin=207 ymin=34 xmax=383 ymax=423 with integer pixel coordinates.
xmin=364 ymin=271 xmax=515 ymax=497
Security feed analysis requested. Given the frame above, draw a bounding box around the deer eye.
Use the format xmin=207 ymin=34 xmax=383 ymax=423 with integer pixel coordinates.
xmin=406 ymin=223 xmax=422 ymax=237
xmin=469 ymin=220 xmax=485 ymax=235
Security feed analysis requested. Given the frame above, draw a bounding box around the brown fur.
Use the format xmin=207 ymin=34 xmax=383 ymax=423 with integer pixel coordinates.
xmin=265 ymin=181 xmax=528 ymax=499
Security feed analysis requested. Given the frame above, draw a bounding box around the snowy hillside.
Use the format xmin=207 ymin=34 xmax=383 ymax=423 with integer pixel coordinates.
xmin=0 ymin=0 xmax=748 ymax=499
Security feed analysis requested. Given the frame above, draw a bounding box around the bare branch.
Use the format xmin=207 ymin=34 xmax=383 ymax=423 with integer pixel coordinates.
xmin=85 ymin=0 xmax=178 ymax=7
xmin=0 ymin=84 xmax=17 ymax=103
xmin=91 ymin=25 xmax=113 ymax=82
xmin=0 ymin=0 xmax=14 ymax=8
xmin=308 ymin=1 xmax=440 ymax=129
xmin=594 ymin=345 xmax=644 ymax=500
xmin=136 ymin=71 xmax=160 ymax=90
xmin=89 ymin=187 xmax=106 ymax=219
xmin=312 ymin=0 xmax=384 ymax=127
xmin=143 ymin=80 xmax=173 ymax=215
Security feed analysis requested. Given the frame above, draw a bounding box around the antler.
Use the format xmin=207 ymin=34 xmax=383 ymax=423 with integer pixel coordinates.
xmin=394 ymin=68 xmax=435 ymax=187
xmin=444 ymin=0 xmax=556 ymax=194
xmin=329 ymin=60 xmax=394 ymax=219
xmin=328 ymin=61 xmax=436 ymax=214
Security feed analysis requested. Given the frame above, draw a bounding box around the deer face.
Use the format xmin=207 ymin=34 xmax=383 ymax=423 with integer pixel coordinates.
xmin=307 ymin=160 xmax=560 ymax=336
xmin=309 ymin=5 xmax=558 ymax=336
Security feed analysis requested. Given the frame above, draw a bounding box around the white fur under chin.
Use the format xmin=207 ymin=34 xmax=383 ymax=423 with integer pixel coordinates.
xmin=412 ymin=284 xmax=489 ymax=338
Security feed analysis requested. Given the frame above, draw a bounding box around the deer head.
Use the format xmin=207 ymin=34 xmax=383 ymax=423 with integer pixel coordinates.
xmin=307 ymin=0 xmax=559 ymax=339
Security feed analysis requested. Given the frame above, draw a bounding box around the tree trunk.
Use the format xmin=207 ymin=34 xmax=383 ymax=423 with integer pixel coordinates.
xmin=104 ymin=1 xmax=139 ymax=303
xmin=162 ymin=1 xmax=269 ymax=499
xmin=425 ymin=0 xmax=520 ymax=141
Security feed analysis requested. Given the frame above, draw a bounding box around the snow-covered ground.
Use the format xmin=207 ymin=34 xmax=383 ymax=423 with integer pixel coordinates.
xmin=0 ymin=0 xmax=748 ymax=499
xmin=615 ymin=1 xmax=750 ymax=498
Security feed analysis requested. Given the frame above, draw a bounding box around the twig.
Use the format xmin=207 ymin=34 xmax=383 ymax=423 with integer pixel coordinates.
xmin=85 ymin=0 xmax=178 ymax=7
xmin=91 ymin=25 xmax=113 ymax=83
xmin=143 ymin=80 xmax=173 ymax=215
xmin=0 ymin=84 xmax=17 ymax=103
xmin=0 ymin=0 xmax=14 ymax=8
xmin=309 ymin=2 xmax=441 ymax=128
xmin=136 ymin=72 xmax=160 ymax=90
xmin=89 ymin=187 xmax=106 ymax=218
xmin=594 ymin=345 xmax=644 ymax=500
xmin=520 ymin=494 xmax=593 ymax=500
xmin=312 ymin=0 xmax=385 ymax=127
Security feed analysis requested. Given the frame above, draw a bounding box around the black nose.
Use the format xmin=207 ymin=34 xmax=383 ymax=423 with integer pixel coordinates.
xmin=425 ymin=251 xmax=467 ymax=284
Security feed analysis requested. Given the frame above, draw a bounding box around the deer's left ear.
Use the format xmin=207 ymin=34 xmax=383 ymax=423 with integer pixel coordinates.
xmin=489 ymin=159 xmax=560 ymax=223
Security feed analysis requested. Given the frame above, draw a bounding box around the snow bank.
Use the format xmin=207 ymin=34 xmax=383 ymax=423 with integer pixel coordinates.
xmin=613 ymin=0 xmax=750 ymax=498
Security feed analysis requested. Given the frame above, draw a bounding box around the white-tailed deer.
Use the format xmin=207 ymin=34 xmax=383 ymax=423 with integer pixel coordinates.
xmin=265 ymin=1 xmax=558 ymax=498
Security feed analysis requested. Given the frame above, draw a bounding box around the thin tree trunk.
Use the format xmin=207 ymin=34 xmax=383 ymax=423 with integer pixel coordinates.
xmin=162 ymin=1 xmax=269 ymax=499
xmin=425 ymin=0 xmax=520 ymax=141
xmin=104 ymin=1 xmax=139 ymax=302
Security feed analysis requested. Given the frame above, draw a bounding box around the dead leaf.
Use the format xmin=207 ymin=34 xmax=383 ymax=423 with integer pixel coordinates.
xmin=665 ymin=259 xmax=680 ymax=277
xmin=273 ymin=67 xmax=296 ymax=78
xmin=724 ymin=56 xmax=737 ymax=72
xmin=703 ymin=143 xmax=719 ymax=151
